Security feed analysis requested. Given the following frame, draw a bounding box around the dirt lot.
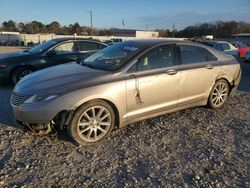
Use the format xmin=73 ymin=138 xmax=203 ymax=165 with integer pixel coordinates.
xmin=0 ymin=46 xmax=29 ymax=54
xmin=0 ymin=48 xmax=249 ymax=187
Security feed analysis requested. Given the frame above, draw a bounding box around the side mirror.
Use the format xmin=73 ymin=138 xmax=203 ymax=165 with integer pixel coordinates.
xmin=46 ymin=50 xmax=57 ymax=56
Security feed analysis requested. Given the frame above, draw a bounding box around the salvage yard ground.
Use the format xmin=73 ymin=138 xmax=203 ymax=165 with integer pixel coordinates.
xmin=0 ymin=46 xmax=29 ymax=54
xmin=0 ymin=47 xmax=249 ymax=187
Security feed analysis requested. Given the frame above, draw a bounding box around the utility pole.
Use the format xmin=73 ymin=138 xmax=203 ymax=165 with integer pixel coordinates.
xmin=122 ymin=18 xmax=125 ymax=29
xmin=172 ymin=23 xmax=176 ymax=38
xmin=87 ymin=10 xmax=93 ymax=36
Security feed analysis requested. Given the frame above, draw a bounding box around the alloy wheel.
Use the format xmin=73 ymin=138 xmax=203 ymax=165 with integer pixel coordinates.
xmin=19 ymin=69 xmax=33 ymax=79
xmin=211 ymin=82 xmax=229 ymax=107
xmin=77 ymin=106 xmax=112 ymax=142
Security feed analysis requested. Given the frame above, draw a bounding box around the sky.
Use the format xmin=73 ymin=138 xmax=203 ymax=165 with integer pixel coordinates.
xmin=0 ymin=0 xmax=250 ymax=30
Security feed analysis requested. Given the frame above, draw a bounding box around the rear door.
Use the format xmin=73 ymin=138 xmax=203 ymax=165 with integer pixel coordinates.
xmin=177 ymin=44 xmax=221 ymax=106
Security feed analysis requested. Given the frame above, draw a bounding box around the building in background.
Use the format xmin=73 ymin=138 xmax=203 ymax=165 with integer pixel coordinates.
xmin=0 ymin=30 xmax=160 ymax=46
xmin=114 ymin=28 xmax=159 ymax=38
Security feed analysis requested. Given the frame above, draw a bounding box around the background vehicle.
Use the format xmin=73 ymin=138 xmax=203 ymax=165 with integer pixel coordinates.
xmin=231 ymin=41 xmax=250 ymax=58
xmin=244 ymin=50 xmax=250 ymax=62
xmin=11 ymin=40 xmax=241 ymax=146
xmin=105 ymin=38 xmax=123 ymax=45
xmin=201 ymin=40 xmax=240 ymax=59
xmin=0 ymin=38 xmax=108 ymax=84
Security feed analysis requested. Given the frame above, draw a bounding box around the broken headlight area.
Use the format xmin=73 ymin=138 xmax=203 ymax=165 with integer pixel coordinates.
xmin=24 ymin=94 xmax=57 ymax=104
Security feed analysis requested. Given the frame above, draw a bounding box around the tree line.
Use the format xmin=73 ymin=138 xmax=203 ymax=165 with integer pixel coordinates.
xmin=175 ymin=21 xmax=250 ymax=38
xmin=0 ymin=20 xmax=114 ymax=36
xmin=1 ymin=20 xmax=250 ymax=38
xmin=155 ymin=21 xmax=250 ymax=38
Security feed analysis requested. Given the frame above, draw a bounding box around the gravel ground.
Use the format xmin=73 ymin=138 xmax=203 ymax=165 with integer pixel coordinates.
xmin=0 ymin=61 xmax=249 ymax=187
xmin=0 ymin=47 xmax=29 ymax=55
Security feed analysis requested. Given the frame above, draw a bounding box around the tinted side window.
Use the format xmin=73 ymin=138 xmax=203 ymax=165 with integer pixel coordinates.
xmin=204 ymin=49 xmax=218 ymax=61
xmin=214 ymin=43 xmax=222 ymax=51
xmin=221 ymin=43 xmax=230 ymax=50
xmin=78 ymin=41 xmax=103 ymax=51
xmin=99 ymin=43 xmax=107 ymax=49
xmin=54 ymin=42 xmax=76 ymax=54
xmin=180 ymin=45 xmax=216 ymax=64
xmin=132 ymin=45 xmax=175 ymax=72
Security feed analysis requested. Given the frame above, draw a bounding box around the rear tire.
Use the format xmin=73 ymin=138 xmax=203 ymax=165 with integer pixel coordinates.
xmin=12 ymin=67 xmax=33 ymax=84
xmin=67 ymin=100 xmax=115 ymax=146
xmin=208 ymin=79 xmax=229 ymax=109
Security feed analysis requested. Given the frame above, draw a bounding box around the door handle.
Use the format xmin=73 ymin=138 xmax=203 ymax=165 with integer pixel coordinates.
xmin=166 ymin=69 xmax=177 ymax=75
xmin=205 ymin=64 xmax=214 ymax=69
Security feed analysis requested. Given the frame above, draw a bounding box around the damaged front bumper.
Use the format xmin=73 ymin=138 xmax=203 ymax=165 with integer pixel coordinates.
xmin=11 ymin=95 xmax=74 ymax=135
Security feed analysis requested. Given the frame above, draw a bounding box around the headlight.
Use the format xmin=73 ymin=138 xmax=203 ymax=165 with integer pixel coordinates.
xmin=24 ymin=94 xmax=57 ymax=104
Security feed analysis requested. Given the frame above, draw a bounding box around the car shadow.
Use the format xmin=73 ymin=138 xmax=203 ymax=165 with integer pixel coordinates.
xmin=0 ymin=84 xmax=15 ymax=126
xmin=238 ymin=61 xmax=250 ymax=92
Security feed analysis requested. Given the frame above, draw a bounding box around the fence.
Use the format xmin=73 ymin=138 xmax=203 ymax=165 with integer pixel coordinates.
xmin=0 ymin=33 xmax=185 ymax=46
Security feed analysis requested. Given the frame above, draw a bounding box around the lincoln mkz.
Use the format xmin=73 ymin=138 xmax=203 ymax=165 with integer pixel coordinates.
xmin=11 ymin=40 xmax=241 ymax=146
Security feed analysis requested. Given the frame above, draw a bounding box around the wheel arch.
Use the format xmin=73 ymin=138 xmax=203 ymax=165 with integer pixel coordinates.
xmin=10 ymin=65 xmax=36 ymax=80
xmin=215 ymin=77 xmax=234 ymax=94
xmin=73 ymin=98 xmax=121 ymax=129
xmin=206 ymin=77 xmax=233 ymax=106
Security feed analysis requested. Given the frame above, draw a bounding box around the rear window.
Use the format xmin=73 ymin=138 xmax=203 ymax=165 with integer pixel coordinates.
xmin=77 ymin=41 xmax=106 ymax=51
xmin=214 ymin=43 xmax=222 ymax=51
xmin=180 ymin=45 xmax=217 ymax=65
xmin=221 ymin=43 xmax=230 ymax=50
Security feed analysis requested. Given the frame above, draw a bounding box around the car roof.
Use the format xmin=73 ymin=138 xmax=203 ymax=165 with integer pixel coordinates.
xmin=51 ymin=37 xmax=104 ymax=43
xmin=124 ymin=39 xmax=194 ymax=46
xmin=202 ymin=40 xmax=231 ymax=44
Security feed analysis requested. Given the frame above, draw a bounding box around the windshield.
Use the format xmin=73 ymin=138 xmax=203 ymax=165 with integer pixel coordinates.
xmin=28 ymin=40 xmax=57 ymax=53
xmin=83 ymin=42 xmax=145 ymax=71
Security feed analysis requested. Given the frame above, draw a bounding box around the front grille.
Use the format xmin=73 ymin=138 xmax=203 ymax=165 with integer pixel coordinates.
xmin=11 ymin=93 xmax=32 ymax=106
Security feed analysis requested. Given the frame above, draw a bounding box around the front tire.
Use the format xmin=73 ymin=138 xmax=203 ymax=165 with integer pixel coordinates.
xmin=68 ymin=100 xmax=115 ymax=146
xmin=12 ymin=67 xmax=33 ymax=84
xmin=208 ymin=79 xmax=230 ymax=109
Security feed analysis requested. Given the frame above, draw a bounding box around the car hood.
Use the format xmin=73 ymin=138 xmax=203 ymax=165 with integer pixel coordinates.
xmin=14 ymin=62 xmax=112 ymax=94
xmin=0 ymin=51 xmax=32 ymax=61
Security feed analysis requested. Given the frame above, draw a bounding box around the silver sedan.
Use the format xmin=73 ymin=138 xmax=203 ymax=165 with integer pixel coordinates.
xmin=11 ymin=40 xmax=241 ymax=146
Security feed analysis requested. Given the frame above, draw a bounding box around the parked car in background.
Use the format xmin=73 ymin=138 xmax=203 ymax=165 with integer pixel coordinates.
xmin=0 ymin=38 xmax=108 ymax=84
xmin=201 ymin=41 xmax=240 ymax=59
xmin=105 ymin=38 xmax=123 ymax=45
xmin=244 ymin=50 xmax=250 ymax=62
xmin=11 ymin=40 xmax=241 ymax=146
xmin=231 ymin=41 xmax=250 ymax=58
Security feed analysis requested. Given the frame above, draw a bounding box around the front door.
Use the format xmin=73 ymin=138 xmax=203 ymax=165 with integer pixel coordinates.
xmin=41 ymin=41 xmax=78 ymax=69
xmin=125 ymin=44 xmax=181 ymax=122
